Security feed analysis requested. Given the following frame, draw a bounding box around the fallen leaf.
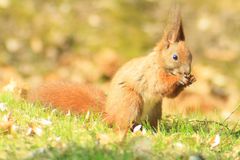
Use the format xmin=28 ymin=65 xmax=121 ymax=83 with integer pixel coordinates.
xmin=209 ymin=133 xmax=220 ymax=149
xmin=132 ymin=124 xmax=146 ymax=135
xmin=34 ymin=127 xmax=43 ymax=136
xmin=174 ymin=142 xmax=185 ymax=150
xmin=2 ymin=79 xmax=17 ymax=92
xmin=133 ymin=124 xmax=142 ymax=133
xmin=0 ymin=112 xmax=15 ymax=134
xmin=26 ymin=128 xmax=33 ymax=136
xmin=0 ymin=103 xmax=7 ymax=111
xmin=26 ymin=123 xmax=43 ymax=136
xmin=39 ymin=118 xmax=52 ymax=126
xmin=55 ymin=136 xmax=61 ymax=142
xmin=0 ymin=121 xmax=13 ymax=133
xmin=66 ymin=110 xmax=71 ymax=116
xmin=11 ymin=124 xmax=19 ymax=133
xmin=2 ymin=112 xmax=12 ymax=122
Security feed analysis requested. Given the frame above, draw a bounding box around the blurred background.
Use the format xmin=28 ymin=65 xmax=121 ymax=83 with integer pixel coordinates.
xmin=0 ymin=0 xmax=239 ymax=119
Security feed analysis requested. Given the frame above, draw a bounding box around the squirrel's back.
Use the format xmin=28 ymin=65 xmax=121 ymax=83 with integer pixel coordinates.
xmin=29 ymin=82 xmax=106 ymax=113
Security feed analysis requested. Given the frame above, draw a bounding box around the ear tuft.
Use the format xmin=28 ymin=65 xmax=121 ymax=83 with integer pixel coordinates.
xmin=155 ymin=6 xmax=185 ymax=51
xmin=166 ymin=8 xmax=185 ymax=43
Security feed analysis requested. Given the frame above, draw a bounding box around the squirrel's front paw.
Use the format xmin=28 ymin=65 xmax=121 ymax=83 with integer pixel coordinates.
xmin=188 ymin=74 xmax=196 ymax=85
xmin=178 ymin=75 xmax=188 ymax=85
xmin=178 ymin=74 xmax=196 ymax=86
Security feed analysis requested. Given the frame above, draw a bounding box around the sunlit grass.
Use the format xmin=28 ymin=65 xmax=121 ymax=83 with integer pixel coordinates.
xmin=0 ymin=93 xmax=239 ymax=160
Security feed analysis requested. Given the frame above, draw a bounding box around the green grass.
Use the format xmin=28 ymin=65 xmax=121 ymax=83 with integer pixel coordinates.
xmin=0 ymin=93 xmax=239 ymax=160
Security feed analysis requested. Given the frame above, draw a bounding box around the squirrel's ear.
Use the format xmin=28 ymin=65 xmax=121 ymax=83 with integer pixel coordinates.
xmin=165 ymin=8 xmax=185 ymax=43
xmin=154 ymin=8 xmax=185 ymax=51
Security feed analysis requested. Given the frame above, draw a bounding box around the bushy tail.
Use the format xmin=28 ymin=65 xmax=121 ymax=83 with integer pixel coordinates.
xmin=28 ymin=82 xmax=106 ymax=114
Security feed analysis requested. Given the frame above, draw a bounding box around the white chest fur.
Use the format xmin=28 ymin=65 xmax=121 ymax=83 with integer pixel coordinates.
xmin=140 ymin=90 xmax=161 ymax=120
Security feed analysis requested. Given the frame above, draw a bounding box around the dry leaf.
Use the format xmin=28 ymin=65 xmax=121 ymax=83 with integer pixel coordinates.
xmin=209 ymin=133 xmax=220 ymax=149
xmin=0 ymin=103 xmax=7 ymax=112
xmin=26 ymin=123 xmax=43 ymax=136
xmin=55 ymin=136 xmax=61 ymax=142
xmin=11 ymin=124 xmax=19 ymax=133
xmin=132 ymin=124 xmax=146 ymax=135
xmin=174 ymin=142 xmax=185 ymax=150
xmin=26 ymin=128 xmax=33 ymax=136
xmin=66 ymin=110 xmax=71 ymax=116
xmin=0 ymin=112 xmax=16 ymax=134
xmin=39 ymin=118 xmax=52 ymax=126
xmin=0 ymin=121 xmax=13 ymax=133
xmin=34 ymin=127 xmax=43 ymax=136
xmin=2 ymin=112 xmax=12 ymax=122
xmin=2 ymin=79 xmax=17 ymax=92
xmin=133 ymin=125 xmax=142 ymax=133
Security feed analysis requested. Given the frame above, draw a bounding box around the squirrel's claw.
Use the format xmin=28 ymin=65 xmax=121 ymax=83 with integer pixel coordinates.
xmin=178 ymin=75 xmax=189 ymax=86
xmin=188 ymin=74 xmax=196 ymax=84
xmin=178 ymin=74 xmax=196 ymax=86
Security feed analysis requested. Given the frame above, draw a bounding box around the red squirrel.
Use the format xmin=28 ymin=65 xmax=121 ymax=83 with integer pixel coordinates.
xmin=29 ymin=9 xmax=195 ymax=130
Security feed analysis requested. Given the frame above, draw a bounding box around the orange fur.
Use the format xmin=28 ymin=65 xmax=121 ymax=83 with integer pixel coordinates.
xmin=178 ymin=41 xmax=189 ymax=62
xmin=104 ymin=85 xmax=143 ymax=129
xmin=104 ymin=9 xmax=195 ymax=130
xmin=29 ymin=82 xmax=106 ymax=113
xmin=29 ymin=9 xmax=195 ymax=131
xmin=160 ymin=70 xmax=180 ymax=95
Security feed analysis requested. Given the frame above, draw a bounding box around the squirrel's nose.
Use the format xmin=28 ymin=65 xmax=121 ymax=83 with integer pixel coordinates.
xmin=182 ymin=65 xmax=191 ymax=75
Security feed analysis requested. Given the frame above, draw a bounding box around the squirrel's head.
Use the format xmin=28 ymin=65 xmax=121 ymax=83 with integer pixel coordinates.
xmin=154 ymin=9 xmax=192 ymax=76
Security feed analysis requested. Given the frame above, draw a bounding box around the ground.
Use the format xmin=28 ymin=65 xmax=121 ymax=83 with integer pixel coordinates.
xmin=0 ymin=93 xmax=239 ymax=160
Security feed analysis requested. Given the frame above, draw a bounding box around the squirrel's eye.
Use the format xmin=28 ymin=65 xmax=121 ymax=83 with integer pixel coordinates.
xmin=172 ymin=54 xmax=178 ymax=61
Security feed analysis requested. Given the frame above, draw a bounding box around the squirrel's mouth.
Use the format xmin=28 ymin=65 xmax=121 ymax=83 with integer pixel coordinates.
xmin=165 ymin=67 xmax=190 ymax=77
xmin=169 ymin=71 xmax=177 ymax=76
xmin=165 ymin=68 xmax=178 ymax=76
